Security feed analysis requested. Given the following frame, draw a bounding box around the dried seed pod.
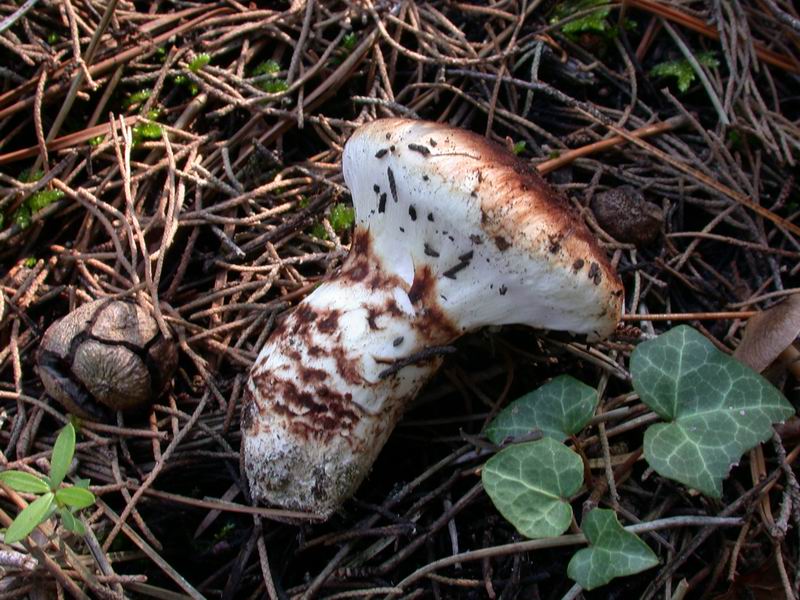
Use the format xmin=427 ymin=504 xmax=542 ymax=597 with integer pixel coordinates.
xmin=36 ymin=299 xmax=177 ymax=420
xmin=590 ymin=186 xmax=663 ymax=248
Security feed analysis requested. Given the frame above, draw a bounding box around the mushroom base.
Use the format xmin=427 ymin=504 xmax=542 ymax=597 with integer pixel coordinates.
xmin=242 ymin=266 xmax=456 ymax=517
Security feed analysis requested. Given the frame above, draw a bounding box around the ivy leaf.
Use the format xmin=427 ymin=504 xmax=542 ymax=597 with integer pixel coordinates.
xmin=55 ymin=486 xmax=95 ymax=509
xmin=631 ymin=326 xmax=794 ymax=497
xmin=650 ymin=52 xmax=719 ymax=93
xmin=4 ymin=492 xmax=55 ymax=543
xmin=486 ymin=376 xmax=598 ymax=444
xmin=482 ymin=438 xmax=583 ymax=539
xmin=0 ymin=470 xmax=50 ymax=494
xmin=567 ymin=509 xmax=658 ymax=590
xmin=50 ymin=423 xmax=76 ymax=489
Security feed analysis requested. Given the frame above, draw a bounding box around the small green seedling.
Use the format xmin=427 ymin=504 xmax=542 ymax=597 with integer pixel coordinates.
xmin=650 ymin=52 xmax=719 ymax=93
xmin=0 ymin=423 xmax=96 ymax=543
xmin=511 ymin=140 xmax=526 ymax=156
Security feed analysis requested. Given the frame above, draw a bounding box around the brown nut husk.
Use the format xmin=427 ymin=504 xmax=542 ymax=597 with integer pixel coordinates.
xmin=36 ymin=299 xmax=177 ymax=420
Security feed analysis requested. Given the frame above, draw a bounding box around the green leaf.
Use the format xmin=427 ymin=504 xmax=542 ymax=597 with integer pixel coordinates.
xmin=55 ymin=486 xmax=95 ymax=509
xmin=512 ymin=141 xmax=526 ymax=155
xmin=329 ymin=203 xmax=355 ymax=233
xmin=58 ymin=507 xmax=86 ymax=535
xmin=650 ymin=52 xmax=719 ymax=93
xmin=567 ymin=509 xmax=658 ymax=590
xmin=486 ymin=375 xmax=598 ymax=444
xmin=23 ymin=257 xmax=37 ymax=268
xmin=188 ymin=53 xmax=211 ymax=73
xmin=4 ymin=492 xmax=54 ymax=543
xmin=631 ymin=325 xmax=795 ymax=497
xmin=50 ymin=423 xmax=76 ymax=489
xmin=482 ymin=437 xmax=583 ymax=538
xmin=0 ymin=470 xmax=50 ymax=494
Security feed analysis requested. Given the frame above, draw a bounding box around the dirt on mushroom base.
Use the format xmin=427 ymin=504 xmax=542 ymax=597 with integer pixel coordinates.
xmin=0 ymin=1 xmax=798 ymax=599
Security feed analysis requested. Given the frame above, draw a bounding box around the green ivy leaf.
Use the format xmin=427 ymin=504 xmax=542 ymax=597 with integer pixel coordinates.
xmin=650 ymin=52 xmax=719 ymax=93
xmin=55 ymin=486 xmax=95 ymax=509
xmin=486 ymin=375 xmax=598 ymax=444
xmin=482 ymin=437 xmax=583 ymax=539
xmin=567 ymin=509 xmax=658 ymax=590
xmin=0 ymin=470 xmax=50 ymax=494
xmin=50 ymin=423 xmax=76 ymax=489
xmin=58 ymin=507 xmax=86 ymax=535
xmin=4 ymin=492 xmax=55 ymax=543
xmin=632 ymin=325 xmax=794 ymax=497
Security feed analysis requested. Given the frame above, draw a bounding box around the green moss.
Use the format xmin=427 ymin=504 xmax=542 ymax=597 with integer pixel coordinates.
xmin=252 ymin=60 xmax=281 ymax=77
xmin=310 ymin=223 xmax=328 ymax=240
xmin=28 ymin=189 xmax=64 ymax=212
xmin=650 ymin=52 xmax=719 ymax=93
xmin=188 ymin=53 xmax=211 ymax=73
xmin=329 ymin=203 xmax=355 ymax=233
xmin=132 ymin=122 xmax=163 ymax=145
xmin=19 ymin=169 xmax=44 ymax=184
xmin=124 ymin=89 xmax=152 ymax=108
xmin=551 ymin=0 xmax=612 ymax=36
xmin=261 ymin=79 xmax=288 ymax=93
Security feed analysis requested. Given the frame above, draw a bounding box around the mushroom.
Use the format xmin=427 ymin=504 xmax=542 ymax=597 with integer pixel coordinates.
xmin=37 ymin=299 xmax=178 ymax=421
xmin=242 ymin=118 xmax=624 ymax=517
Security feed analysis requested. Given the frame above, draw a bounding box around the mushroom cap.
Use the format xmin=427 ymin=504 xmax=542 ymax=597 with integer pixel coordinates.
xmin=342 ymin=118 xmax=623 ymax=339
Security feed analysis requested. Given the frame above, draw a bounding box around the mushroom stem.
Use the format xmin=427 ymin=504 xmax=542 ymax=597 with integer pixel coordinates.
xmin=242 ymin=230 xmax=457 ymax=517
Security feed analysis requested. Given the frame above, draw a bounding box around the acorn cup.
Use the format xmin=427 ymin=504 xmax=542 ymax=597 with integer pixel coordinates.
xmin=36 ymin=299 xmax=178 ymax=421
